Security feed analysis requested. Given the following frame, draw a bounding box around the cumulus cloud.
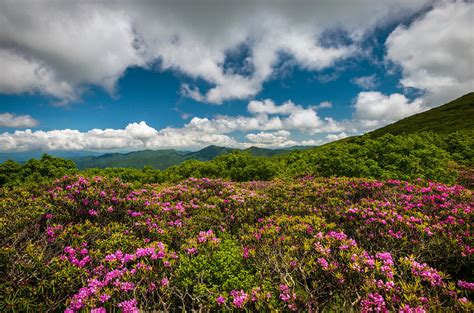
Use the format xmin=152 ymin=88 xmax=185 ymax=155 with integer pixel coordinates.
xmin=0 ymin=0 xmax=430 ymax=104
xmin=386 ymin=1 xmax=474 ymax=106
xmin=0 ymin=121 xmax=240 ymax=152
xmin=0 ymin=97 xmax=357 ymax=152
xmin=317 ymin=101 xmax=333 ymax=109
xmin=326 ymin=132 xmax=348 ymax=142
xmin=0 ymin=112 xmax=38 ymax=128
xmin=188 ymin=99 xmax=339 ymax=135
xmin=0 ymin=90 xmax=437 ymax=152
xmin=0 ymin=2 xmax=143 ymax=101
xmin=351 ymin=74 xmax=379 ymax=90
xmin=246 ymin=130 xmax=292 ymax=144
xmin=353 ymin=91 xmax=423 ymax=130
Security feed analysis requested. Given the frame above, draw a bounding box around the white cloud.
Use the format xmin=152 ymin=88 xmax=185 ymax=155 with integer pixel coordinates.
xmin=317 ymin=101 xmax=333 ymax=109
xmin=0 ymin=0 xmax=430 ymax=104
xmin=351 ymin=74 xmax=378 ymax=90
xmin=0 ymin=96 xmax=357 ymax=152
xmin=184 ymin=99 xmax=330 ymax=134
xmin=0 ymin=1 xmax=143 ymax=102
xmin=326 ymin=132 xmax=348 ymax=142
xmin=0 ymin=121 xmax=241 ymax=152
xmin=0 ymin=112 xmax=38 ymax=128
xmin=248 ymin=99 xmax=297 ymax=115
xmin=246 ymin=130 xmax=291 ymax=144
xmin=353 ymin=91 xmax=423 ymax=129
xmin=0 ymin=49 xmax=76 ymax=100
xmin=386 ymin=1 xmax=474 ymax=106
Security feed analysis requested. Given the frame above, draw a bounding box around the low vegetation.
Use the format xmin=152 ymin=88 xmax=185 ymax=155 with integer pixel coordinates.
xmin=1 ymin=176 xmax=472 ymax=311
xmin=1 ymin=94 xmax=472 ymax=311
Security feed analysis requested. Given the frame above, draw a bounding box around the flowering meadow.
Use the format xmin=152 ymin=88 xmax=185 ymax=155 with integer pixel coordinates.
xmin=0 ymin=175 xmax=473 ymax=312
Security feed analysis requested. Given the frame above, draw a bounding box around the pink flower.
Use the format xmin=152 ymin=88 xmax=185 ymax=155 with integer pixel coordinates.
xmin=99 ymin=294 xmax=110 ymax=303
xmin=317 ymin=258 xmax=329 ymax=270
xmin=242 ymin=247 xmax=250 ymax=259
xmin=459 ymin=297 xmax=469 ymax=305
xmin=360 ymin=293 xmax=387 ymax=313
xmin=186 ymin=247 xmax=197 ymax=255
xmin=457 ymin=280 xmax=474 ymax=290
xmin=117 ymin=299 xmax=139 ymax=313
xmin=148 ymin=282 xmax=157 ymax=292
xmin=230 ymin=290 xmax=248 ymax=309
xmin=88 ymin=209 xmax=98 ymax=216
xmin=120 ymin=282 xmax=135 ymax=292
xmin=216 ymin=296 xmax=226 ymax=305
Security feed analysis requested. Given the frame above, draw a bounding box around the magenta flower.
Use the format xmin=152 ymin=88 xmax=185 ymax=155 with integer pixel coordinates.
xmin=230 ymin=290 xmax=248 ymax=309
xmin=99 ymin=294 xmax=111 ymax=303
xmin=216 ymin=295 xmax=226 ymax=305
xmin=457 ymin=280 xmax=474 ymax=290
xmin=117 ymin=299 xmax=139 ymax=313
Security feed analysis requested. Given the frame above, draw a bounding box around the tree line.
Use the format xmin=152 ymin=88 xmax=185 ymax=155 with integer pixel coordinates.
xmin=1 ymin=131 xmax=472 ymax=188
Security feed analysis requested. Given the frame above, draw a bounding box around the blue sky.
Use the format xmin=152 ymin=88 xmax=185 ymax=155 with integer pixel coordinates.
xmin=0 ymin=0 xmax=472 ymax=152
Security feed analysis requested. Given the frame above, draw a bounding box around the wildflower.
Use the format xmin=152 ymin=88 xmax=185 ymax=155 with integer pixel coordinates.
xmin=99 ymin=294 xmax=111 ymax=303
xmin=317 ymin=258 xmax=329 ymax=270
xmin=216 ymin=296 xmax=226 ymax=305
xmin=230 ymin=290 xmax=248 ymax=309
xmin=243 ymin=247 xmax=250 ymax=258
xmin=120 ymin=282 xmax=135 ymax=292
xmin=360 ymin=293 xmax=387 ymax=313
xmin=117 ymin=299 xmax=139 ymax=313
xmin=457 ymin=280 xmax=474 ymax=290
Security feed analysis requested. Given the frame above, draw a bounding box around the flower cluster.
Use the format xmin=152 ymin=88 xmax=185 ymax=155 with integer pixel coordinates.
xmin=1 ymin=176 xmax=472 ymax=312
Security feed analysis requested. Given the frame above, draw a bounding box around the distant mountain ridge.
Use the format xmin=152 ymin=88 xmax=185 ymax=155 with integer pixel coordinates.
xmin=72 ymin=145 xmax=310 ymax=170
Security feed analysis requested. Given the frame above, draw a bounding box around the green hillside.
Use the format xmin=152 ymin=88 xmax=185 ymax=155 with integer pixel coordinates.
xmin=183 ymin=145 xmax=236 ymax=161
xmin=74 ymin=149 xmax=188 ymax=170
xmin=368 ymin=92 xmax=474 ymax=137
xmin=73 ymin=145 xmax=302 ymax=170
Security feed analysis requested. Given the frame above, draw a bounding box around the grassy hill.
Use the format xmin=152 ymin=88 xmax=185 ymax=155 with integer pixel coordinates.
xmin=183 ymin=145 xmax=236 ymax=161
xmin=73 ymin=149 xmax=188 ymax=170
xmin=368 ymin=92 xmax=474 ymax=138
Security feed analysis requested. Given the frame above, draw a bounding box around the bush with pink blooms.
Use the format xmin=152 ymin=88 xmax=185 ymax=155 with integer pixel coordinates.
xmin=0 ymin=175 xmax=472 ymax=311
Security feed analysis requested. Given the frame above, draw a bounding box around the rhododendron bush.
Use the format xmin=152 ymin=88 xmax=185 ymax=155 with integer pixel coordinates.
xmin=0 ymin=176 xmax=472 ymax=311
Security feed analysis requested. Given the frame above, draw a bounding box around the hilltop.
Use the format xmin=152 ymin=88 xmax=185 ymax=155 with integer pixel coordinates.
xmin=368 ymin=92 xmax=474 ymax=138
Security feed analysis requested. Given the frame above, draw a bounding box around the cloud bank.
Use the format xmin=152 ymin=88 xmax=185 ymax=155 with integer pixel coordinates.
xmin=1 ymin=92 xmax=430 ymax=152
xmin=0 ymin=113 xmax=38 ymax=128
xmin=386 ymin=1 xmax=474 ymax=106
xmin=0 ymin=0 xmax=431 ymax=104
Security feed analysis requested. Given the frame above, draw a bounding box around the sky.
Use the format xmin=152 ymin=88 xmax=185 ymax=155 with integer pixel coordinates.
xmin=0 ymin=0 xmax=473 ymax=152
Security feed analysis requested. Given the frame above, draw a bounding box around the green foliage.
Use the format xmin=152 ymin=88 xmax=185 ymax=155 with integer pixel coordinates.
xmin=0 ymin=154 xmax=76 ymax=187
xmin=176 ymin=237 xmax=258 ymax=297
xmin=1 ymin=131 xmax=473 ymax=187
xmin=73 ymin=145 xmax=294 ymax=170
xmin=1 ymin=176 xmax=472 ymax=311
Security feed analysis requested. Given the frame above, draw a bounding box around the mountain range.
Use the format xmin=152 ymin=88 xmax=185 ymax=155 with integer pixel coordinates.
xmin=72 ymin=145 xmax=310 ymax=170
